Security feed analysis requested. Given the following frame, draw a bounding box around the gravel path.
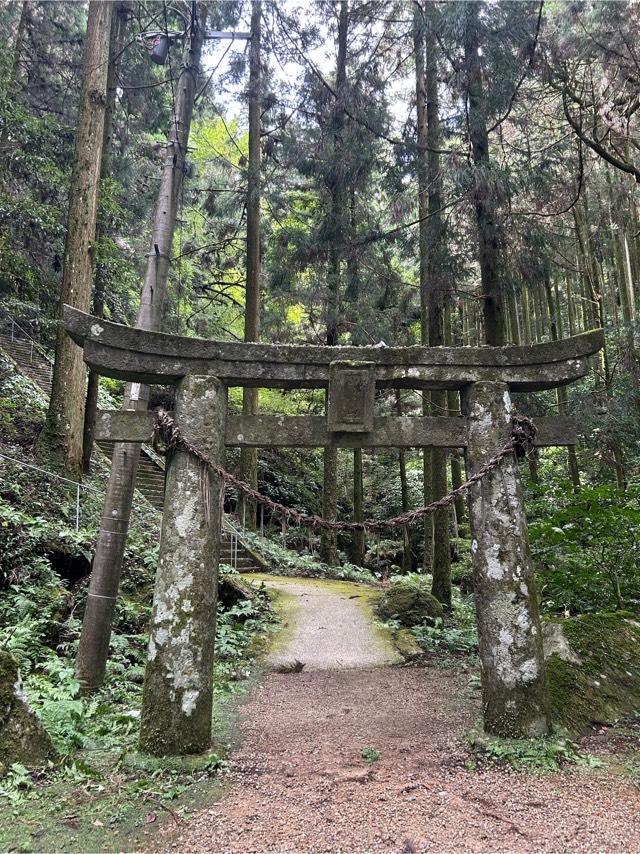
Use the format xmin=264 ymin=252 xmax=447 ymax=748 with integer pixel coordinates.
xmin=162 ymin=578 xmax=640 ymax=854
xmin=260 ymin=575 xmax=401 ymax=671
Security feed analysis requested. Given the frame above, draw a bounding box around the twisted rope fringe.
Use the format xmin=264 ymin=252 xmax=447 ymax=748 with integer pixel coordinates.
xmin=152 ymin=408 xmax=537 ymax=534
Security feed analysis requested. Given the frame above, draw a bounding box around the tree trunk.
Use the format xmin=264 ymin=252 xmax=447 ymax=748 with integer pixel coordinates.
xmin=82 ymin=2 xmax=128 ymax=475
xmin=395 ymin=390 xmax=412 ymax=572
xmin=424 ymin=2 xmax=450 ymax=606
xmin=565 ymin=273 xmax=576 ymax=336
xmin=42 ymin=2 xmax=113 ymax=477
xmin=544 ymin=276 xmax=580 ymax=487
xmin=444 ymin=312 xmax=466 ymax=526
xmin=238 ymin=1 xmax=262 ymax=530
xmin=352 ymin=448 xmax=365 ymax=565
xmin=463 ymin=1 xmax=505 ymax=346
xmin=0 ymin=1 xmax=30 ymax=155
xmin=413 ymin=3 xmax=433 ymax=574
xmin=75 ymin=5 xmax=208 ymax=690
xmin=320 ymin=0 xmax=348 ymax=567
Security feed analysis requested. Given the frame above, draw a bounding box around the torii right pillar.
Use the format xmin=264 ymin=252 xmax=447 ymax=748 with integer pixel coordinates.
xmin=463 ymin=381 xmax=551 ymax=737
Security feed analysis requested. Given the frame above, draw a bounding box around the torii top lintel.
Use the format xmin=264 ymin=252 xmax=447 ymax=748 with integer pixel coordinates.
xmin=64 ymin=306 xmax=604 ymax=392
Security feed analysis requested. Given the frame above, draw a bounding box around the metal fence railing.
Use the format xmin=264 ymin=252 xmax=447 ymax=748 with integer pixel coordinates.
xmin=0 ymin=451 xmax=251 ymax=571
xmin=0 ymin=450 xmax=161 ymax=532
xmin=0 ymin=306 xmax=54 ymax=382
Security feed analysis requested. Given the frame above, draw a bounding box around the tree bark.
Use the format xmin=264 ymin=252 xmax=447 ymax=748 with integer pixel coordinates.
xmin=395 ymin=390 xmax=412 ymax=572
xmin=463 ymin=1 xmax=505 ymax=346
xmin=413 ymin=3 xmax=433 ymax=574
xmin=426 ymin=2 xmax=450 ymax=605
xmin=444 ymin=312 xmax=466 ymax=526
xmin=42 ymin=1 xmax=113 ymax=477
xmin=544 ymin=276 xmax=580 ymax=488
xmin=238 ymin=0 xmax=262 ymax=530
xmin=320 ymin=0 xmax=348 ymax=566
xmin=82 ymin=2 xmax=128 ymax=474
xmin=352 ymin=447 xmax=365 ymax=565
xmin=75 ymin=5 xmax=207 ymax=690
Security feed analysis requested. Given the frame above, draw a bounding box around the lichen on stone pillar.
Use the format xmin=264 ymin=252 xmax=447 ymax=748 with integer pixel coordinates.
xmin=139 ymin=375 xmax=226 ymax=755
xmin=462 ymin=381 xmax=550 ymax=738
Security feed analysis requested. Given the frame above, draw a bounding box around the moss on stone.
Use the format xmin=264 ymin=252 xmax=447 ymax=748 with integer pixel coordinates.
xmin=374 ymin=580 xmax=444 ymax=628
xmin=0 ymin=651 xmax=56 ymax=773
xmin=392 ymin=628 xmax=422 ymax=660
xmin=544 ymin=611 xmax=640 ymax=735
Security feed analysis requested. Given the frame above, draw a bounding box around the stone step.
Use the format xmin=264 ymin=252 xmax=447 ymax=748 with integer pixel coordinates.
xmin=96 ymin=440 xmax=165 ymax=510
xmin=0 ymin=335 xmax=54 ymax=394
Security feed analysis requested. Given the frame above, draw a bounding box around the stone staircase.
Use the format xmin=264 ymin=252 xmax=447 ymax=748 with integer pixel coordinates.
xmin=0 ymin=330 xmax=168 ymax=510
xmin=95 ymin=439 xmax=166 ymax=511
xmin=0 ymin=334 xmax=54 ymax=393
xmin=0 ymin=326 xmax=268 ymax=572
xmin=219 ymin=530 xmax=267 ymax=573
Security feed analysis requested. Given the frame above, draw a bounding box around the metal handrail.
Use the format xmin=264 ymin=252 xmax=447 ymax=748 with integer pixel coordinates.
xmin=0 ymin=450 xmax=160 ymax=532
xmin=0 ymin=451 xmax=267 ymax=571
xmin=0 ymin=306 xmax=54 ymax=370
xmin=0 ymin=308 xmax=169 ymax=479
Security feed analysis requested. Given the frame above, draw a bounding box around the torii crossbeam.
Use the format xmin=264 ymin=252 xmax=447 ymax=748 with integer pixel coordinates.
xmin=64 ymin=306 xmax=604 ymax=754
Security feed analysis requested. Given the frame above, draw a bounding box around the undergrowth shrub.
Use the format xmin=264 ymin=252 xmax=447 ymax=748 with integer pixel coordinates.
xmin=467 ymin=731 xmax=603 ymax=772
xmin=240 ymin=529 xmax=376 ymax=583
xmin=529 ymin=482 xmax=640 ymax=614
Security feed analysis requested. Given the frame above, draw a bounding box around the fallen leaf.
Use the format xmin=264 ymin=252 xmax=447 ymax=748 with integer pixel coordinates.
xmin=93 ymin=819 xmax=104 ymax=827
xmin=146 ymin=812 xmax=157 ymax=824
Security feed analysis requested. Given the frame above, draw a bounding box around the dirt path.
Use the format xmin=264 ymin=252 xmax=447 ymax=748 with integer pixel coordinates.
xmin=165 ymin=577 xmax=640 ymax=854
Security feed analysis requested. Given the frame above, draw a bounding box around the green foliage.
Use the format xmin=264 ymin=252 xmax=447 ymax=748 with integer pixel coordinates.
xmin=360 ymin=747 xmax=381 ymax=764
xmin=529 ymin=482 xmax=640 ymax=613
xmin=467 ymin=732 xmax=603 ymax=772
xmin=24 ymin=656 xmax=85 ymax=752
xmin=0 ymin=764 xmax=34 ymax=805
xmin=412 ymin=618 xmax=478 ymax=656
xmin=376 ymin=577 xmax=477 ymax=658
xmin=240 ymin=529 xmax=376 ymax=583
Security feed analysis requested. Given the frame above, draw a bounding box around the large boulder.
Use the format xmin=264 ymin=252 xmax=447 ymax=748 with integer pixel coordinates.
xmin=0 ymin=651 xmax=55 ymax=774
xmin=374 ymin=579 xmax=444 ymax=628
xmin=543 ymin=611 xmax=640 ymax=735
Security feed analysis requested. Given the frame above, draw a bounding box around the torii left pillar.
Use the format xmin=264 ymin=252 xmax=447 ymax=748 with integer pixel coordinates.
xmin=139 ymin=375 xmax=226 ymax=755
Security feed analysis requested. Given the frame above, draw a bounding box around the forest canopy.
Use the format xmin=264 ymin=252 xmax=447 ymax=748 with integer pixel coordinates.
xmin=0 ymin=2 xmax=639 ymax=837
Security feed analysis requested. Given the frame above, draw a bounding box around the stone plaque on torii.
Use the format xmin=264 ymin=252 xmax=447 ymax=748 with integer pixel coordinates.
xmin=64 ymin=305 xmax=603 ymax=755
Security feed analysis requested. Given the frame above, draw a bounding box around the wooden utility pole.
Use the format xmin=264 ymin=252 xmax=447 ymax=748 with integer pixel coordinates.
xmin=43 ymin=1 xmax=113 ymax=477
xmin=75 ymin=4 xmax=208 ymax=690
xmin=238 ymin=1 xmax=262 ymax=529
xmin=82 ymin=2 xmax=129 ymax=474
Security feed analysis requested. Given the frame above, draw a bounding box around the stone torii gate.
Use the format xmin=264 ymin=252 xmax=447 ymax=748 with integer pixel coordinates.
xmin=64 ymin=306 xmax=603 ymax=755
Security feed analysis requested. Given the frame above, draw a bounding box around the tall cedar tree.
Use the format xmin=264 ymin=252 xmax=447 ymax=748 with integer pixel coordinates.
xmin=82 ymin=3 xmax=129 ymax=474
xmin=42 ymin=2 xmax=113 ymax=476
xmin=238 ymin=1 xmax=262 ymax=529
xmin=319 ymin=0 xmax=348 ymax=566
xmin=463 ymin=1 xmax=505 ymax=346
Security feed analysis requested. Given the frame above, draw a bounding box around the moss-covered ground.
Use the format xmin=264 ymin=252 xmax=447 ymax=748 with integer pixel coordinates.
xmin=546 ymin=611 xmax=640 ymax=734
